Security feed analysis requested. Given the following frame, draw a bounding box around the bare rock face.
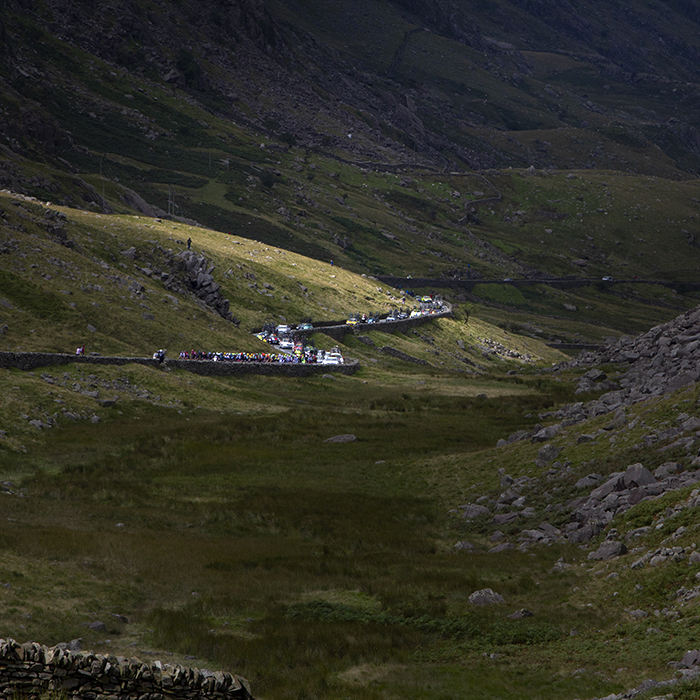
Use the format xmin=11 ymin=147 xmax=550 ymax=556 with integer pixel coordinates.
xmin=118 ymin=188 xmax=167 ymax=218
xmin=171 ymin=250 xmax=234 ymax=322
xmin=391 ymin=0 xmax=485 ymax=50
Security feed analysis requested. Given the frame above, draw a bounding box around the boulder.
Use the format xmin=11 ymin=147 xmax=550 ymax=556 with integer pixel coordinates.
xmin=584 ymin=369 xmax=607 ymax=382
xmin=454 ymin=541 xmax=475 ymax=551
xmin=507 ymin=429 xmax=530 ymax=443
xmin=55 ymin=639 xmax=83 ymax=652
xmin=492 ymin=512 xmax=518 ymax=525
xmin=590 ymin=473 xmax=624 ymax=500
xmin=468 ymin=588 xmax=505 ymax=605
xmin=532 ymin=424 xmax=561 ymax=442
xmin=622 ymin=463 xmax=656 ymax=489
xmin=588 ymin=540 xmax=627 ymax=561
xmin=681 ymin=650 xmax=700 ymax=668
xmin=461 ymin=504 xmax=490 ymax=519
xmin=536 ymin=443 xmax=560 ymax=464
xmin=681 ymin=417 xmax=700 ymax=432
xmin=551 ymin=560 xmax=572 ymax=573
xmin=628 ymin=609 xmax=648 ymax=619
xmin=488 ymin=542 xmax=514 ymax=553
xmin=497 ymin=488 xmax=521 ymax=505
xmin=498 ymin=468 xmax=514 ymax=486
xmin=85 ymin=620 xmax=106 ymax=632
xmin=576 ymin=474 xmax=602 ymax=489
xmin=654 ymin=462 xmax=680 ymax=479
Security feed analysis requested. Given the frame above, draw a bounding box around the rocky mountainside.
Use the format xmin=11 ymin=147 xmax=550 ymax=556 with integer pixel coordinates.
xmin=3 ymin=0 xmax=700 ymax=177
xmin=3 ymin=0 xmax=700 ymax=335
xmin=458 ymin=303 xmax=700 ymax=567
xmin=448 ymin=303 xmax=700 ymax=698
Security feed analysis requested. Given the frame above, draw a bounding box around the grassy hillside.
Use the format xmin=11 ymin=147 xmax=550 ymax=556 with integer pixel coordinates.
xmin=3 ymin=0 xmax=700 ymax=292
xmin=2 ymin=192 xmax=700 ymax=699
xmin=4 ymin=2 xmax=700 ymax=698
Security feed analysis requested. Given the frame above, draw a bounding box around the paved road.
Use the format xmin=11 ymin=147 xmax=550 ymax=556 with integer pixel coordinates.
xmin=376 ymin=276 xmax=700 ymax=292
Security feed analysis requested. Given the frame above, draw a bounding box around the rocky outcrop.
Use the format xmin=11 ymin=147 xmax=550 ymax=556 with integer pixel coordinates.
xmin=118 ymin=187 xmax=168 ymax=218
xmin=585 ymin=647 xmax=700 ymax=699
xmin=556 ymin=306 xmax=700 ymax=424
xmin=458 ymin=301 xmax=700 ymax=551
xmin=43 ymin=207 xmax=74 ymax=248
xmin=166 ymin=249 xmax=235 ymax=322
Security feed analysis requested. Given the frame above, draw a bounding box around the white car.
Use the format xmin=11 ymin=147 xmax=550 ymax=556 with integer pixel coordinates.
xmin=278 ymin=336 xmax=294 ymax=350
xmin=320 ymin=348 xmax=344 ymax=365
xmin=276 ymin=324 xmax=291 ymax=334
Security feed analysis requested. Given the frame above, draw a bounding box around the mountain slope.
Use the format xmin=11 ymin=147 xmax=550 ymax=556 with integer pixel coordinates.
xmin=2 ymin=0 xmax=700 ymax=308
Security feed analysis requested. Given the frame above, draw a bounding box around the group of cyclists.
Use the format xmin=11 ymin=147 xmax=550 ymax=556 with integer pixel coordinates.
xmin=175 ymin=348 xmax=342 ymax=364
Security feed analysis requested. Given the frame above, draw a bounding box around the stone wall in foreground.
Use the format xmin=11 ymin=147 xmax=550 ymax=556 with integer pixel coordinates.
xmin=0 ymin=352 xmax=359 ymax=377
xmin=0 ymin=638 xmax=253 ymax=700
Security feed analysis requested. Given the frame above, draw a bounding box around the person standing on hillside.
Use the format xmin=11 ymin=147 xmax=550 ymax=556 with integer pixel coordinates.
xmin=187 ymin=237 xmax=192 ymax=250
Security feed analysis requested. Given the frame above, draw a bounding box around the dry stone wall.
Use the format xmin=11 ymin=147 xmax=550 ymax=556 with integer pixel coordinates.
xmin=314 ymin=307 xmax=452 ymax=342
xmin=0 ymin=352 xmax=359 ymax=377
xmin=0 ymin=638 xmax=253 ymax=700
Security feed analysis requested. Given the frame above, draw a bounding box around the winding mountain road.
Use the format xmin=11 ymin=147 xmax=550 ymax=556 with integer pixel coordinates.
xmin=375 ymin=276 xmax=700 ymax=292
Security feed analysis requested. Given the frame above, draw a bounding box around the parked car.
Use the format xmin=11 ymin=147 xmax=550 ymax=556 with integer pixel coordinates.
xmin=346 ymin=313 xmax=360 ymax=325
xmin=297 ymin=322 xmax=313 ymax=331
xmin=276 ymin=324 xmax=291 ymax=335
xmin=602 ymin=276 xmax=613 ymax=281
